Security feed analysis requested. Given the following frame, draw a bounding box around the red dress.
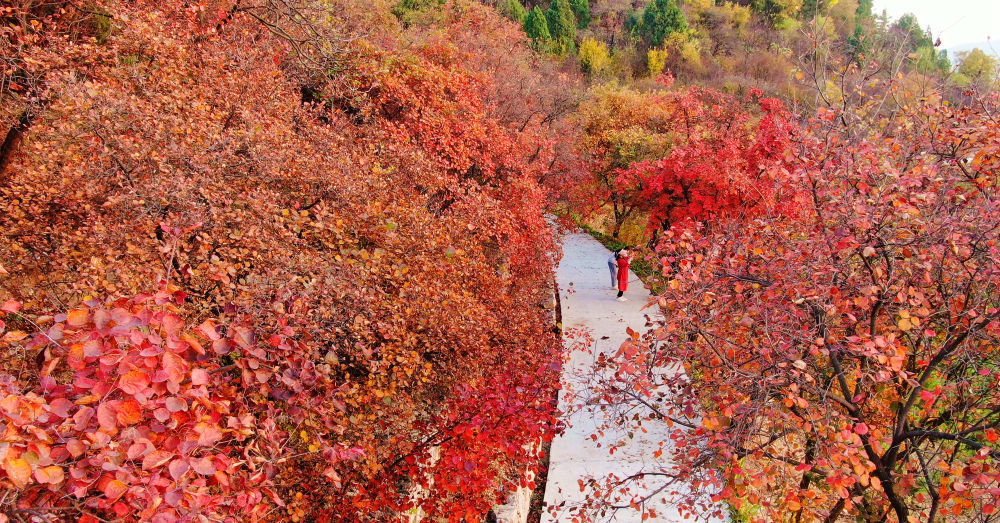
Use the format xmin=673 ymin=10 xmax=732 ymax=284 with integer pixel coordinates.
xmin=617 ymin=255 xmax=630 ymax=291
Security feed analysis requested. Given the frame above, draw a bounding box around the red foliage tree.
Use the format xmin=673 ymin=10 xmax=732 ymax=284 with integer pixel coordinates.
xmin=619 ymin=77 xmax=796 ymax=233
xmin=576 ymin=96 xmax=1000 ymax=521
xmin=0 ymin=0 xmax=570 ymax=520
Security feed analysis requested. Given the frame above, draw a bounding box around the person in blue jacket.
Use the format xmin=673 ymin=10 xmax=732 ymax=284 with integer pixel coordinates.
xmin=607 ymin=249 xmax=619 ymax=290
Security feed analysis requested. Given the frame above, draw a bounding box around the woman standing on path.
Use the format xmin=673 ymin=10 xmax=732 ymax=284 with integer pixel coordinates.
xmin=616 ymin=248 xmax=631 ymax=301
xmin=607 ymin=250 xmax=619 ymax=290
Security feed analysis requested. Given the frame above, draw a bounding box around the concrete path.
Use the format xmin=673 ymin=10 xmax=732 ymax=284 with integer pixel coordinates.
xmin=541 ymin=232 xmax=724 ymax=522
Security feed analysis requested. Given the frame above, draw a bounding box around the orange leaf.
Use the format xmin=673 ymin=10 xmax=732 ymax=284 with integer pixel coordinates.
xmin=103 ymin=479 xmax=127 ymax=500
xmin=66 ymin=308 xmax=89 ymax=327
xmin=116 ymin=400 xmax=142 ymax=426
xmin=4 ymin=458 xmax=32 ymax=488
xmin=119 ymin=371 xmax=150 ymax=395
xmin=162 ymin=352 xmax=187 ymax=384
xmin=34 ymin=466 xmax=64 ymax=485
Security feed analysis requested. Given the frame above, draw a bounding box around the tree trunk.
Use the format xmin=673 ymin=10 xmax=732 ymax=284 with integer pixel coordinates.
xmin=0 ymin=107 xmax=41 ymax=184
xmin=612 ymin=218 xmax=623 ymax=240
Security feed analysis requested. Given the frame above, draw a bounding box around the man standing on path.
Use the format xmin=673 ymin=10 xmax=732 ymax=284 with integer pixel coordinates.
xmin=607 ymin=249 xmax=619 ymax=290
xmin=616 ymin=248 xmax=631 ymax=301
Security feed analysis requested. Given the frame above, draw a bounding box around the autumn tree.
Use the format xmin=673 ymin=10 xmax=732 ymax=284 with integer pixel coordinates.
xmin=574 ymin=82 xmax=674 ymax=239
xmin=955 ymin=48 xmax=999 ymax=91
xmin=621 ymin=82 xmax=795 ymax=234
xmin=0 ymin=0 xmax=573 ymax=519
xmin=574 ymin=95 xmax=1000 ymax=522
xmin=578 ymin=38 xmax=611 ymax=76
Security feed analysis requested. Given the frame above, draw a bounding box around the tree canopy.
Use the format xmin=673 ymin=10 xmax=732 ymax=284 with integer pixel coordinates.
xmin=640 ymin=0 xmax=689 ymax=47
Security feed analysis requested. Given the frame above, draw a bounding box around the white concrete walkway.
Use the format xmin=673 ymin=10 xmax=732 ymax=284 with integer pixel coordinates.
xmin=542 ymin=231 xmax=724 ymax=522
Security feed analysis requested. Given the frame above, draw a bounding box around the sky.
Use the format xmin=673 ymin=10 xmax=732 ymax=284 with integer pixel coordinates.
xmin=874 ymin=0 xmax=999 ymax=50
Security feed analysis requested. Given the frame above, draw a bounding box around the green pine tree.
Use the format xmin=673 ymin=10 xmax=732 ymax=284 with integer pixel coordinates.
xmin=498 ymin=0 xmax=528 ymax=24
xmin=524 ymin=6 xmax=552 ymax=51
xmin=570 ymin=0 xmax=591 ymax=29
xmin=800 ymin=0 xmax=819 ymax=20
xmin=856 ymin=0 xmax=873 ymax=19
xmin=848 ymin=0 xmax=874 ymax=64
xmin=640 ymin=0 xmax=688 ymax=47
xmin=546 ymin=0 xmax=577 ymax=53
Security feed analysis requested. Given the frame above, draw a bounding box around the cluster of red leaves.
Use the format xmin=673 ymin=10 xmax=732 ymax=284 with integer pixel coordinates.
xmin=0 ymin=0 xmax=572 ymax=520
xmin=620 ymin=76 xmax=796 ymax=231
xmin=579 ymin=95 xmax=1000 ymax=521
xmin=0 ymin=290 xmax=365 ymax=521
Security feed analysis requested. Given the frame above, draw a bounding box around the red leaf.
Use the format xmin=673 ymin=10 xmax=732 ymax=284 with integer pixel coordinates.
xmin=198 ymin=320 xmax=220 ymax=341
xmin=161 ymin=313 xmax=183 ymax=335
xmin=34 ymin=466 xmax=64 ymax=485
xmin=191 ymin=456 xmax=216 ymax=475
xmin=162 ymin=352 xmax=187 ymax=384
xmin=212 ymin=338 xmax=232 ymax=355
xmin=195 ymin=422 xmax=224 ymax=446
xmin=66 ymin=439 xmax=87 ymax=458
xmin=82 ymin=340 xmax=102 ymax=357
xmin=165 ymin=397 xmax=187 ymax=413
xmin=97 ymin=402 xmax=117 ymax=431
xmin=142 ymin=450 xmax=174 ymax=471
xmin=4 ymin=458 xmax=31 ymax=488
xmin=168 ymin=459 xmax=190 ymax=481
xmin=191 ymin=368 xmax=209 ymax=386
xmin=1 ymin=300 xmax=21 ymax=313
xmin=119 ymin=371 xmax=150 ymax=395
xmin=48 ymin=398 xmax=73 ymax=418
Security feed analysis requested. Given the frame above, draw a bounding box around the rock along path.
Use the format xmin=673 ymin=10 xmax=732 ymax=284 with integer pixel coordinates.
xmin=541 ymin=231 xmax=725 ymax=522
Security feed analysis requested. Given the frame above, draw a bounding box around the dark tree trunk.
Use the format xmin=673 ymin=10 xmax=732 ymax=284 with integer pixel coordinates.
xmin=0 ymin=107 xmax=43 ymax=183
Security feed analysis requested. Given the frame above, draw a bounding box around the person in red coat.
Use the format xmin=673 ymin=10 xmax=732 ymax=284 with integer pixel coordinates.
xmin=616 ymin=248 xmax=631 ymax=301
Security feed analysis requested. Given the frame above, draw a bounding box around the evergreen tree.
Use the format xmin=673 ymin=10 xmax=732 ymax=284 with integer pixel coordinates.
xmin=847 ymin=24 xmax=871 ymax=62
xmin=524 ymin=6 xmax=552 ymax=51
xmin=546 ymin=0 xmax=577 ymax=53
xmin=800 ymin=0 xmax=819 ymax=20
xmin=856 ymin=0 xmax=873 ymax=19
xmin=640 ymin=0 xmax=688 ymax=47
xmin=498 ymin=0 xmax=528 ymax=24
xmin=570 ymin=0 xmax=590 ymax=29
xmin=893 ymin=13 xmax=933 ymax=50
xmin=624 ymin=9 xmax=641 ymax=35
xmin=848 ymin=0 xmax=874 ymax=63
